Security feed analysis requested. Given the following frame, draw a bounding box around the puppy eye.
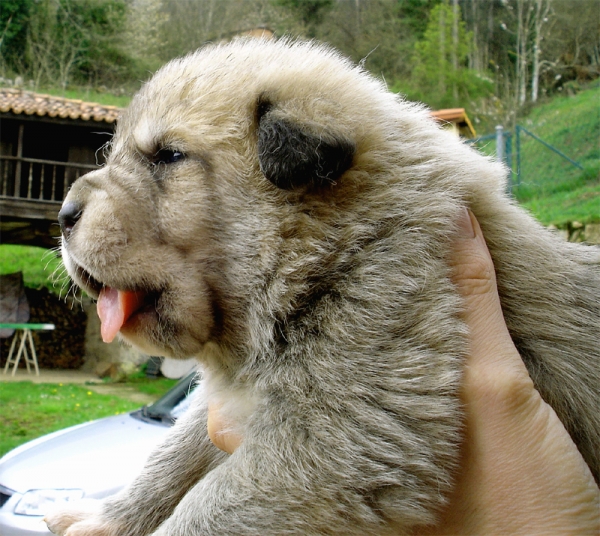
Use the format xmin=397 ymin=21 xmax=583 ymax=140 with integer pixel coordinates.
xmin=151 ymin=149 xmax=185 ymax=166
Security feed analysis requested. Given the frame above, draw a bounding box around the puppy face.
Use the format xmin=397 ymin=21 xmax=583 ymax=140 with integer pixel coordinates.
xmin=59 ymin=39 xmax=468 ymax=362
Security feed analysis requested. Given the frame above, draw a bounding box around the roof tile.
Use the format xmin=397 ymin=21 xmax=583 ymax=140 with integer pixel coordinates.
xmin=1 ymin=88 xmax=475 ymax=137
xmin=0 ymin=88 xmax=121 ymax=124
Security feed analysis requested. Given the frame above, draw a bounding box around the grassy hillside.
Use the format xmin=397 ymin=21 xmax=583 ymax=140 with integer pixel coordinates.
xmin=0 ymin=245 xmax=67 ymax=294
xmin=512 ymin=84 xmax=599 ymax=226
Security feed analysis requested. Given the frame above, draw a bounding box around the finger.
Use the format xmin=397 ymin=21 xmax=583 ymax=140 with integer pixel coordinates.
xmin=449 ymin=208 xmax=499 ymax=304
xmin=207 ymin=403 xmax=242 ymax=454
xmin=450 ymin=208 xmax=530 ymax=382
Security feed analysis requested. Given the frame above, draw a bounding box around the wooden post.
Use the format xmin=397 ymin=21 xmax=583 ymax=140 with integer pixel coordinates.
xmin=51 ymin=165 xmax=57 ymax=201
xmin=39 ymin=164 xmax=45 ymax=199
xmin=495 ymin=125 xmax=504 ymax=163
xmin=27 ymin=162 xmax=34 ymax=198
xmin=14 ymin=124 xmax=24 ymax=197
xmin=1 ymin=157 xmax=9 ymax=196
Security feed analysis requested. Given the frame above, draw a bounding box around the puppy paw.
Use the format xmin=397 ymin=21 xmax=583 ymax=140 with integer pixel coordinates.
xmin=44 ymin=499 xmax=103 ymax=535
xmin=55 ymin=519 xmax=121 ymax=536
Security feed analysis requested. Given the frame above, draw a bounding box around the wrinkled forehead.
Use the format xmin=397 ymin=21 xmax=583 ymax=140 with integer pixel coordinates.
xmin=113 ymin=64 xmax=255 ymax=157
xmin=110 ymin=40 xmax=370 ymax=158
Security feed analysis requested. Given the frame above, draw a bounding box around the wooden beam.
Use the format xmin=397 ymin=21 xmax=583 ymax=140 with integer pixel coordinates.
xmin=0 ymin=218 xmax=61 ymax=249
xmin=0 ymin=198 xmax=61 ymax=221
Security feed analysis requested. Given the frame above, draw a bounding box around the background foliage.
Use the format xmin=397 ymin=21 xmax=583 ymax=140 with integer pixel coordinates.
xmin=1 ymin=0 xmax=598 ymax=130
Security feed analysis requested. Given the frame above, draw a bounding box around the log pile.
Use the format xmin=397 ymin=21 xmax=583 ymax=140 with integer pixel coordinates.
xmin=0 ymin=287 xmax=86 ymax=370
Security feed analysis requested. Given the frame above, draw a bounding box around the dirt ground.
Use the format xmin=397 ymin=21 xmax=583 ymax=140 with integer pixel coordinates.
xmin=1 ymin=368 xmax=97 ymax=384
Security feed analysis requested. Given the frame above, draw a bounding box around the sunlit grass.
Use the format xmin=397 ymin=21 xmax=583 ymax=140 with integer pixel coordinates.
xmin=0 ymin=379 xmax=177 ymax=457
xmin=470 ymin=84 xmax=599 ymax=226
xmin=511 ymin=85 xmax=599 ymax=225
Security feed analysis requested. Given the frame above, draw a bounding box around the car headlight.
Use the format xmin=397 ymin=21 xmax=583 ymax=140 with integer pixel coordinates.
xmin=14 ymin=489 xmax=84 ymax=516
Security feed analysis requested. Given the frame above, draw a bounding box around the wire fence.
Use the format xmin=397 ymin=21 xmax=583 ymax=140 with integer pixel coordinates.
xmin=465 ymin=89 xmax=600 ymax=235
xmin=466 ymin=117 xmax=597 ymax=201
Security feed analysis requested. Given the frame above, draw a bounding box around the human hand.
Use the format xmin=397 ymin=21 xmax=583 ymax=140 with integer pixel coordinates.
xmin=207 ymin=403 xmax=242 ymax=454
xmin=417 ymin=208 xmax=600 ymax=535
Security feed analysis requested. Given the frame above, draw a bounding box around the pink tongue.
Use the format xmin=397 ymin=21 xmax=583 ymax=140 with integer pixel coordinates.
xmin=97 ymin=287 xmax=146 ymax=343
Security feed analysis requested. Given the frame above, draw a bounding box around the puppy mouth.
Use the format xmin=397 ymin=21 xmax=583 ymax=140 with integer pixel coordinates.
xmin=72 ymin=263 xmax=104 ymax=299
xmin=72 ymin=263 xmax=161 ymax=343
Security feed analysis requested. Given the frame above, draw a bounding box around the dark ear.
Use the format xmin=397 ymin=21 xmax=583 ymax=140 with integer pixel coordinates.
xmin=257 ymin=104 xmax=355 ymax=190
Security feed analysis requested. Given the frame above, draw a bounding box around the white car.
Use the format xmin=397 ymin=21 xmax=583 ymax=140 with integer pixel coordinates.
xmin=0 ymin=372 xmax=198 ymax=536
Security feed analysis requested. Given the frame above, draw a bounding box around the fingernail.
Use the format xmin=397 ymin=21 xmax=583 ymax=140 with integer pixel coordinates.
xmin=457 ymin=207 xmax=476 ymax=238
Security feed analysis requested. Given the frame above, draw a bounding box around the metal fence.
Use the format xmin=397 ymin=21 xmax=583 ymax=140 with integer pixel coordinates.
xmin=466 ymin=124 xmax=589 ymax=197
xmin=513 ymin=125 xmax=584 ymax=187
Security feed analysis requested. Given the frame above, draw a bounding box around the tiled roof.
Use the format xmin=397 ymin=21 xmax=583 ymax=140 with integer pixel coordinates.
xmin=0 ymin=88 xmax=121 ymax=123
xmin=0 ymin=88 xmax=475 ymax=137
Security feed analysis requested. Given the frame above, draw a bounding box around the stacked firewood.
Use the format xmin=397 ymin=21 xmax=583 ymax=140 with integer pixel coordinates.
xmin=0 ymin=287 xmax=86 ymax=370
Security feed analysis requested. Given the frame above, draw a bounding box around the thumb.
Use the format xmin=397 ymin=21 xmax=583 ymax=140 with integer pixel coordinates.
xmin=449 ymin=208 xmax=500 ymax=314
xmin=449 ymin=208 xmax=523 ymax=375
xmin=207 ymin=403 xmax=243 ymax=454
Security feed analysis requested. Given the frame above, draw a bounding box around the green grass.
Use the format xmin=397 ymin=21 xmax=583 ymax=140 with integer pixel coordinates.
xmin=0 ymin=244 xmax=67 ymax=294
xmin=511 ymin=85 xmax=600 ymax=225
xmin=36 ymin=87 xmax=132 ymax=108
xmin=522 ymin=169 xmax=600 ymax=227
xmin=107 ymin=376 xmax=179 ymax=397
xmin=0 ymin=379 xmax=177 ymax=457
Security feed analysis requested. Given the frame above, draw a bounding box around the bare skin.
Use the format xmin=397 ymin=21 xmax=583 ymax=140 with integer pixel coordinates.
xmin=207 ymin=402 xmax=242 ymax=454
xmin=419 ymin=209 xmax=600 ymax=535
xmin=208 ymin=209 xmax=600 ymax=535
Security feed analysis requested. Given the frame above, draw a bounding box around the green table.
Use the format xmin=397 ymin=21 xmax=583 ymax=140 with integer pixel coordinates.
xmin=1 ymin=323 xmax=55 ymax=376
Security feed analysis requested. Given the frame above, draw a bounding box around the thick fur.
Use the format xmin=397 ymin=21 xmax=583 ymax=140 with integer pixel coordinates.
xmin=47 ymin=39 xmax=599 ymax=535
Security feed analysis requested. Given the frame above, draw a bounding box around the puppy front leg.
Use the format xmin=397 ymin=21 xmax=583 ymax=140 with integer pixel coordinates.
xmin=46 ymin=397 xmax=228 ymax=536
xmin=149 ymin=440 xmax=396 ymax=536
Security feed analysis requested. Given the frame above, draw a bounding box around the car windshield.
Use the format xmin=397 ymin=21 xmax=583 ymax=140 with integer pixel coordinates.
xmin=131 ymin=370 xmax=200 ymax=426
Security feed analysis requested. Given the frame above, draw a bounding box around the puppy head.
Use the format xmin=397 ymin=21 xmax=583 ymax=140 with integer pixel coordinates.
xmin=58 ymin=38 xmax=477 ymax=362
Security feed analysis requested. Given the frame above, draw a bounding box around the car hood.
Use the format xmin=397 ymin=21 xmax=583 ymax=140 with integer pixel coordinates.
xmin=0 ymin=413 xmax=170 ymax=498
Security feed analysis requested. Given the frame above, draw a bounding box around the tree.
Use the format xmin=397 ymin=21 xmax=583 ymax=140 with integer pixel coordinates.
xmin=530 ymin=0 xmax=551 ymax=102
xmin=515 ymin=0 xmax=532 ymax=106
xmin=458 ymin=0 xmax=562 ymax=121
xmin=156 ymin=0 xmax=277 ymax=61
xmin=1 ymin=0 xmax=137 ymax=90
xmin=1 ymin=0 xmax=591 ymax=125
xmin=68 ymin=0 xmax=133 ymax=86
xmin=23 ymin=0 xmax=84 ymax=89
xmin=273 ymin=0 xmax=443 ymax=92
xmin=272 ymin=0 xmax=334 ymax=37
xmin=0 ymin=0 xmax=34 ymax=71
xmin=305 ymin=0 xmax=415 ymax=83
xmin=493 ymin=0 xmax=553 ymax=108
xmin=410 ymin=2 xmax=492 ymax=110
xmin=539 ymin=0 xmax=599 ymax=93
xmin=123 ymin=0 xmax=164 ymax=62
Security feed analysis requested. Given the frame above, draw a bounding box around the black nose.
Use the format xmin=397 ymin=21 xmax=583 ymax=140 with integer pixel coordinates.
xmin=58 ymin=202 xmax=83 ymax=239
